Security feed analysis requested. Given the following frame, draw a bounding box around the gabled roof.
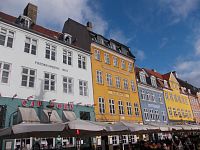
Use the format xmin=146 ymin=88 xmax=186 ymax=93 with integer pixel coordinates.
xmin=162 ymin=72 xmax=171 ymax=80
xmin=144 ymin=68 xmax=163 ymax=80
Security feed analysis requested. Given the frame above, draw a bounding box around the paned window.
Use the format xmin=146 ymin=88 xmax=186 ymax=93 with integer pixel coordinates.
xmin=128 ymin=63 xmax=133 ymax=72
xmin=134 ymin=103 xmax=139 ymax=116
xmin=126 ymin=102 xmax=132 ymax=115
xmin=63 ymin=50 xmax=72 ymax=65
xmin=151 ymin=76 xmax=157 ymax=87
xmin=0 ymin=62 xmax=11 ymax=84
xmin=141 ymin=90 xmax=146 ymax=100
xmin=104 ymin=53 xmax=110 ymax=64
xmin=63 ymin=76 xmax=73 ymax=94
xmin=78 ymin=55 xmax=86 ymax=69
xmin=96 ymin=70 xmax=103 ymax=84
xmin=0 ymin=27 xmax=14 ymax=48
xmin=79 ymin=80 xmax=88 ymax=96
xmin=116 ymin=76 xmax=120 ymax=88
xmin=109 ymin=99 xmax=115 ymax=114
xmin=144 ymin=108 xmax=149 ymax=121
xmin=123 ymin=79 xmax=128 ymax=90
xmin=106 ymin=73 xmax=112 ymax=86
xmin=98 ymin=97 xmax=105 ymax=114
xmin=21 ymin=67 xmax=36 ymax=88
xmin=95 ymin=49 xmax=100 ymax=60
xmin=44 ymin=72 xmax=56 ymax=91
xmin=131 ymin=81 xmax=135 ymax=91
xmin=118 ymin=100 xmax=124 ymax=115
xmin=45 ymin=43 xmax=56 ymax=60
xmin=139 ymin=72 xmax=146 ymax=83
xmin=121 ymin=60 xmax=126 ymax=69
xmin=113 ymin=56 xmax=118 ymax=67
xmin=24 ymin=37 xmax=37 ymax=55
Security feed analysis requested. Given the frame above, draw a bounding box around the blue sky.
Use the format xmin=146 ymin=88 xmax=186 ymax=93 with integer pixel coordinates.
xmin=1 ymin=0 xmax=200 ymax=87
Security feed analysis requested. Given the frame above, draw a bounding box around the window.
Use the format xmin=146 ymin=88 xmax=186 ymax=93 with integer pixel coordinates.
xmin=0 ymin=27 xmax=14 ymax=48
xmin=116 ymin=76 xmax=120 ymax=88
xmin=24 ymin=37 xmax=37 ymax=55
xmin=134 ymin=103 xmax=139 ymax=116
xmin=162 ymin=111 xmax=167 ymax=122
xmin=78 ymin=55 xmax=86 ymax=69
xmin=122 ymin=135 xmax=128 ymax=144
xmin=151 ymin=93 xmax=155 ymax=101
xmin=150 ymin=109 xmax=154 ymax=120
xmin=96 ymin=70 xmax=103 ymax=84
xmin=128 ymin=63 xmax=133 ymax=72
xmin=106 ymin=73 xmax=112 ymax=86
xmin=79 ymin=80 xmax=88 ymax=96
xmin=45 ymin=43 xmax=56 ymax=60
xmin=104 ymin=53 xmax=110 ymax=64
xmin=109 ymin=99 xmax=115 ymax=114
xmin=123 ymin=79 xmax=128 ymax=90
xmin=63 ymin=50 xmax=72 ymax=65
xmin=173 ymin=108 xmax=176 ymax=116
xmin=112 ymin=136 xmax=118 ymax=145
xmin=80 ymin=111 xmax=90 ymax=120
xmin=151 ymin=76 xmax=157 ymax=87
xmin=144 ymin=108 xmax=149 ymax=121
xmin=127 ymin=102 xmax=132 ymax=115
xmin=44 ymin=72 xmax=56 ymax=91
xmin=131 ymin=81 xmax=135 ymax=91
xmin=95 ymin=49 xmax=100 ymax=60
xmin=155 ymin=110 xmax=159 ymax=121
xmin=21 ymin=67 xmax=36 ymax=88
xmin=146 ymin=92 xmax=150 ymax=101
xmin=0 ymin=62 xmax=11 ymax=84
xmin=168 ymin=107 xmax=172 ymax=116
xmin=164 ymin=80 xmax=168 ymax=88
xmin=98 ymin=97 xmax=105 ymax=114
xmin=118 ymin=100 xmax=124 ymax=115
xmin=121 ymin=60 xmax=126 ymax=69
xmin=159 ymin=95 xmax=162 ymax=103
xmin=141 ymin=90 xmax=145 ymax=100
xmin=113 ymin=56 xmax=118 ymax=67
xmin=63 ymin=76 xmax=73 ymax=94
xmin=139 ymin=72 xmax=146 ymax=83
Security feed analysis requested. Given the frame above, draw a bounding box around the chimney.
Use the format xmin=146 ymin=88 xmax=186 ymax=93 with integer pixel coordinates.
xmin=151 ymin=69 xmax=156 ymax=72
xmin=23 ymin=3 xmax=38 ymax=24
xmin=86 ymin=21 xmax=93 ymax=31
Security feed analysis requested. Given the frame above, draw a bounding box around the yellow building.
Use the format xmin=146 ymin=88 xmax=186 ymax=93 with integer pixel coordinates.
xmin=163 ymin=72 xmax=194 ymax=122
xmin=90 ymin=37 xmax=142 ymax=123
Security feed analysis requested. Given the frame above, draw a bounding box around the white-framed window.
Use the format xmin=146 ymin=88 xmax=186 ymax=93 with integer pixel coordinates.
xmin=104 ymin=53 xmax=110 ymax=64
xmin=0 ymin=27 xmax=14 ymax=48
xmin=21 ymin=67 xmax=36 ymax=88
xmin=24 ymin=37 xmax=37 ymax=55
xmin=139 ymin=72 xmax=146 ymax=83
xmin=112 ymin=136 xmax=118 ymax=145
xmin=127 ymin=102 xmax=132 ymax=115
xmin=63 ymin=76 xmax=73 ymax=94
xmin=0 ymin=62 xmax=11 ymax=84
xmin=128 ymin=63 xmax=133 ymax=72
xmin=121 ymin=60 xmax=126 ymax=69
xmin=162 ymin=111 xmax=167 ymax=122
xmin=95 ymin=49 xmax=100 ymax=60
xmin=116 ymin=76 xmax=121 ymax=88
xmin=151 ymin=93 xmax=155 ymax=101
xmin=131 ymin=81 xmax=135 ymax=91
xmin=96 ymin=70 xmax=103 ymax=84
xmin=146 ymin=92 xmax=150 ymax=101
xmin=113 ymin=56 xmax=118 ymax=67
xmin=45 ymin=43 xmax=56 ymax=61
xmin=44 ymin=72 xmax=56 ymax=91
xmin=141 ymin=90 xmax=146 ymax=100
xmin=123 ymin=79 xmax=128 ymax=90
xmin=151 ymin=76 xmax=157 ymax=87
xmin=134 ymin=103 xmax=139 ymax=117
xmin=98 ymin=97 xmax=105 ymax=114
xmin=79 ymin=80 xmax=88 ymax=96
xmin=78 ymin=55 xmax=86 ymax=69
xmin=122 ymin=135 xmax=128 ymax=144
xmin=109 ymin=99 xmax=115 ymax=114
xmin=106 ymin=73 xmax=112 ymax=86
xmin=159 ymin=94 xmax=162 ymax=103
xmin=155 ymin=110 xmax=159 ymax=121
xmin=118 ymin=100 xmax=124 ymax=115
xmin=150 ymin=109 xmax=154 ymax=120
xmin=63 ymin=49 xmax=72 ymax=65
xmin=144 ymin=108 xmax=149 ymax=121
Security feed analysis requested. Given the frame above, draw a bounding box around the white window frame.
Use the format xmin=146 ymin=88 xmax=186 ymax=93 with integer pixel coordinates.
xmin=98 ymin=97 xmax=105 ymax=114
xmin=24 ymin=36 xmax=37 ymax=55
xmin=128 ymin=62 xmax=133 ymax=72
xmin=44 ymin=72 xmax=56 ymax=91
xmin=21 ymin=67 xmax=36 ymax=88
xmin=127 ymin=102 xmax=132 ymax=115
xmin=139 ymin=72 xmax=146 ymax=83
xmin=151 ymin=93 xmax=155 ymax=102
xmin=63 ymin=76 xmax=73 ymax=94
xmin=104 ymin=53 xmax=110 ymax=64
xmin=78 ymin=54 xmax=86 ymax=69
xmin=106 ymin=73 xmax=112 ymax=86
xmin=0 ymin=62 xmax=11 ymax=84
xmin=141 ymin=90 xmax=146 ymax=100
xmin=150 ymin=109 xmax=154 ymax=121
xmin=131 ymin=81 xmax=135 ymax=92
xmin=95 ymin=49 xmax=100 ymax=60
xmin=155 ymin=110 xmax=160 ymax=121
xmin=151 ymin=76 xmax=157 ymax=87
xmin=123 ymin=79 xmax=128 ymax=90
xmin=79 ymin=80 xmax=88 ymax=96
xmin=118 ymin=100 xmax=124 ymax=115
xmin=113 ymin=56 xmax=118 ymax=67
xmin=45 ymin=43 xmax=56 ymax=61
xmin=144 ymin=108 xmax=149 ymax=121
xmin=96 ymin=70 xmax=103 ymax=84
xmin=63 ymin=49 xmax=72 ymax=65
xmin=0 ymin=27 xmax=14 ymax=48
xmin=121 ymin=60 xmax=126 ymax=69
xmin=109 ymin=99 xmax=115 ymax=114
xmin=134 ymin=103 xmax=139 ymax=117
xmin=116 ymin=76 xmax=121 ymax=88
xmin=162 ymin=111 xmax=167 ymax=122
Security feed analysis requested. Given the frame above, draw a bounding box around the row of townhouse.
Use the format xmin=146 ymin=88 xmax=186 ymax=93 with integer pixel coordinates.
xmin=0 ymin=2 xmax=200 ymax=149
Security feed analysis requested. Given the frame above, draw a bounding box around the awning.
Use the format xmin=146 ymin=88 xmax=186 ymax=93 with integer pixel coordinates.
xmin=62 ymin=111 xmax=76 ymax=122
xmin=41 ymin=109 xmax=62 ymax=123
xmin=14 ymin=107 xmax=40 ymax=124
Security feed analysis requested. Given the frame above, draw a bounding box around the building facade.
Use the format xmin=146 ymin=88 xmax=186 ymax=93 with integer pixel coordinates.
xmin=135 ymin=67 xmax=168 ymax=125
xmin=163 ymin=72 xmax=194 ymax=123
xmin=63 ymin=19 xmax=142 ymax=123
xmin=0 ymin=4 xmax=94 ymax=106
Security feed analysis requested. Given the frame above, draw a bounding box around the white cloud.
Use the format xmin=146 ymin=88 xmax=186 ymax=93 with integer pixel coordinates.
xmin=195 ymin=38 xmax=200 ymax=56
xmin=134 ymin=49 xmax=145 ymax=61
xmin=109 ymin=29 xmax=132 ymax=45
xmin=159 ymin=0 xmax=199 ymax=23
xmin=0 ymin=0 xmax=108 ymax=35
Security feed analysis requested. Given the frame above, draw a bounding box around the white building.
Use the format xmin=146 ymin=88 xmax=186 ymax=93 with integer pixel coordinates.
xmin=0 ymin=3 xmax=94 ymax=105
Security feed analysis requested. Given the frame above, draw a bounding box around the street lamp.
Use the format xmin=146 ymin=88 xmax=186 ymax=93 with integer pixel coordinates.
xmin=46 ymin=104 xmax=54 ymax=123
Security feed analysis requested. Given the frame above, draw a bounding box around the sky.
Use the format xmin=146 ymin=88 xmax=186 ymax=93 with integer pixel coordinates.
xmin=0 ymin=0 xmax=200 ymax=87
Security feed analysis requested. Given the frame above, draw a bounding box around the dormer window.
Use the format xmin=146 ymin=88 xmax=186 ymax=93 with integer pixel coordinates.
xmin=164 ymin=80 xmax=168 ymax=88
xmin=188 ymin=89 xmax=191 ymax=94
xmin=18 ymin=15 xmax=32 ymax=28
xmin=63 ymin=33 xmax=72 ymax=44
xmin=139 ymin=72 xmax=146 ymax=84
xmin=110 ymin=43 xmax=116 ymax=50
xmin=151 ymin=76 xmax=157 ymax=87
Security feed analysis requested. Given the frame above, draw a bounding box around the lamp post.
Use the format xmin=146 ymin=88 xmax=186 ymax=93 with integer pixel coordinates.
xmin=46 ymin=104 xmax=54 ymax=123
